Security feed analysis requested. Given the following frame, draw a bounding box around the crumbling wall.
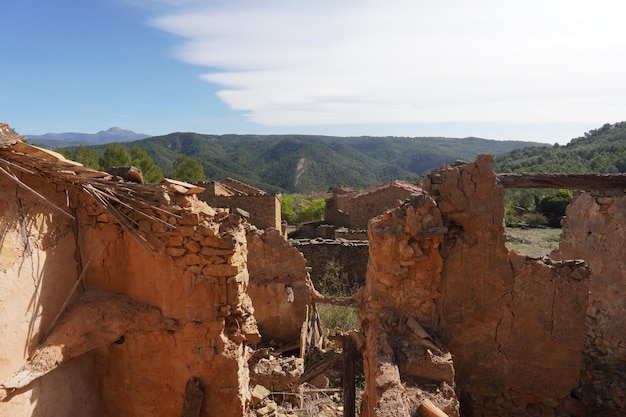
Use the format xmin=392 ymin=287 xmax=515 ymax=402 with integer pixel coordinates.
xmin=552 ymin=190 xmax=626 ymax=412
xmin=360 ymin=192 xmax=459 ymax=417
xmin=360 ymin=155 xmax=591 ymax=417
xmin=428 ymin=156 xmax=590 ymax=413
xmin=0 ymin=169 xmax=103 ymax=416
xmin=246 ymin=228 xmax=315 ymax=346
xmin=0 ymin=136 xmax=264 ymax=417
xmin=76 ymin=194 xmax=260 ymax=417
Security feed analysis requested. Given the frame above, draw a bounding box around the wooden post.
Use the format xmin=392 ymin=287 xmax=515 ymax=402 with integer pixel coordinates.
xmin=181 ymin=377 xmax=204 ymax=417
xmin=342 ymin=335 xmax=356 ymax=417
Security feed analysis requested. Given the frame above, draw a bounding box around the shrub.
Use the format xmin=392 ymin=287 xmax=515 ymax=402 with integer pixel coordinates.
xmin=521 ymin=212 xmax=548 ymax=227
xmin=317 ymin=261 xmax=358 ymax=297
xmin=317 ymin=304 xmax=358 ymax=335
xmin=536 ymin=189 xmax=572 ymax=227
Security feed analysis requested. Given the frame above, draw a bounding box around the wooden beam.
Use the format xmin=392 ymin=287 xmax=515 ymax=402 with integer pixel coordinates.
xmin=342 ymin=335 xmax=356 ymax=417
xmin=497 ymin=173 xmax=626 ymax=190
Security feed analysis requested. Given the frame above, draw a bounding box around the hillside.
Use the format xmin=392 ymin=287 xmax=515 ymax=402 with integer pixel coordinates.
xmin=126 ymin=133 xmax=542 ymax=193
xmin=494 ymin=122 xmax=626 ymax=174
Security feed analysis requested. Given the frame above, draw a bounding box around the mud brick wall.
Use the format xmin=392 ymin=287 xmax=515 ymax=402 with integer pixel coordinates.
xmin=0 ymin=169 xmax=102 ymax=417
xmin=0 ymin=159 xmax=261 ymax=417
xmin=77 ymin=197 xmax=258 ymax=417
xmin=552 ymin=190 xmax=626 ymax=412
xmin=359 ymin=155 xmax=592 ymax=417
xmin=289 ymin=238 xmax=369 ymax=292
xmin=345 ymin=186 xmax=414 ymax=230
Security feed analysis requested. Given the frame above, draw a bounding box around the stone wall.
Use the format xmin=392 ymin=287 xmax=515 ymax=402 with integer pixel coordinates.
xmin=77 ymin=192 xmax=258 ymax=417
xmin=290 ymin=238 xmax=369 ymax=291
xmin=197 ymin=193 xmax=282 ymax=232
xmin=346 ymin=186 xmax=415 ymax=230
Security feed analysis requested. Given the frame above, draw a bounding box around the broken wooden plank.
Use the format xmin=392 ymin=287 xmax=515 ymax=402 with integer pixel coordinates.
xmin=418 ymin=398 xmax=449 ymax=417
xmin=497 ymin=173 xmax=626 ymax=190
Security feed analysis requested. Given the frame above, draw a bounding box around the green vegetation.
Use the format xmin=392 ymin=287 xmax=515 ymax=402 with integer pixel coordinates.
xmin=51 ymin=121 xmax=626 ymax=201
xmin=317 ymin=304 xmax=358 ymax=335
xmin=166 ymin=155 xmax=206 ymax=183
xmin=495 ymin=122 xmax=626 ymax=174
xmin=129 ymin=146 xmax=164 ymax=183
xmin=60 ymin=143 xmax=164 ymax=183
xmin=100 ymin=142 xmax=132 ymax=168
xmin=118 ymin=133 xmax=539 ymax=193
xmin=497 ymin=121 xmax=626 ymax=223
xmin=280 ymin=194 xmax=327 ymax=224
xmin=74 ymin=145 xmax=101 ymax=170
xmin=316 ymin=261 xmax=359 ymax=336
xmin=317 ymin=261 xmax=359 ymax=298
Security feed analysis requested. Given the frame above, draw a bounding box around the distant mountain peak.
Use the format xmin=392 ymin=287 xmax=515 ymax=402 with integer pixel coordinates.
xmin=95 ymin=127 xmax=135 ymax=135
xmin=26 ymin=127 xmax=151 ymax=147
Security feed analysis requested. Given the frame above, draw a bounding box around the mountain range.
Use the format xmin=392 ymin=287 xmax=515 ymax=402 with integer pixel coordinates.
xmin=21 ymin=123 xmax=626 ymax=194
xmin=24 ymin=127 xmax=552 ymax=193
xmin=26 ymin=127 xmax=149 ymax=147
xmin=128 ymin=133 xmax=544 ymax=192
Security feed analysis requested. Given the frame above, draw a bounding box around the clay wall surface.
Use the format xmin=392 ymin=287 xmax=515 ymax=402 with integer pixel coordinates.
xmin=246 ymin=228 xmax=315 ymax=345
xmin=290 ymin=238 xmax=369 ymax=291
xmin=76 ymin=196 xmax=258 ymax=417
xmin=0 ymin=169 xmax=103 ymax=416
xmin=359 ymin=155 xmax=592 ymax=417
xmin=197 ymin=193 xmax=282 ymax=232
xmin=552 ymin=190 xmax=626 ymax=412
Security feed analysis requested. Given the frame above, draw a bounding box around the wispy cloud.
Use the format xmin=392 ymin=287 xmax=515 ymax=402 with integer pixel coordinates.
xmin=148 ymin=0 xmax=626 ymax=128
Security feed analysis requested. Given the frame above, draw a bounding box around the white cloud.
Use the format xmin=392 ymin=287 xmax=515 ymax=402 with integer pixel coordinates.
xmin=149 ymin=0 xmax=626 ymax=128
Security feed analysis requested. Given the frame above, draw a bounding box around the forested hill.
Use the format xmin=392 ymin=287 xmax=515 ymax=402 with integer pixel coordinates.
xmin=494 ymin=122 xmax=626 ymax=174
xmin=132 ymin=133 xmax=541 ymax=193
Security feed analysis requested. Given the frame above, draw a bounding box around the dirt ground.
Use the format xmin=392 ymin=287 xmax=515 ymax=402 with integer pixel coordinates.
xmin=505 ymin=226 xmax=562 ymax=257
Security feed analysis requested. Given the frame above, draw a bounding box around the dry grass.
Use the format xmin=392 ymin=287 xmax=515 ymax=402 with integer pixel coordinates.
xmin=505 ymin=226 xmax=562 ymax=258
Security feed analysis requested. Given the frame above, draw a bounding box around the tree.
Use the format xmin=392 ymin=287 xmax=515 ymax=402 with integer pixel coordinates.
xmin=280 ymin=194 xmax=298 ymax=223
xmin=166 ymin=155 xmax=206 ymax=183
xmin=536 ymin=189 xmax=572 ymax=227
xmin=73 ymin=145 xmax=101 ymax=170
xmin=130 ymin=146 xmax=163 ymax=183
xmin=299 ymin=198 xmax=325 ymax=222
xmin=100 ymin=143 xmax=132 ymax=170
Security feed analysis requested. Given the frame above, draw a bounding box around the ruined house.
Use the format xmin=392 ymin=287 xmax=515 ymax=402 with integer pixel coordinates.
xmin=196 ymin=178 xmax=282 ymax=233
xmin=0 ymin=124 xmax=314 ymax=417
xmin=325 ymin=180 xmax=422 ymax=230
xmin=1 ymin=119 xmax=625 ymax=417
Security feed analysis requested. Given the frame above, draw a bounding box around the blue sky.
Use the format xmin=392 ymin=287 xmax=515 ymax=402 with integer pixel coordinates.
xmin=3 ymin=0 xmax=626 ymax=144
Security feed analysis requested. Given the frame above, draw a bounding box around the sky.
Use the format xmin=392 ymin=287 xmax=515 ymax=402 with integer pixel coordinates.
xmin=2 ymin=0 xmax=626 ymax=144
